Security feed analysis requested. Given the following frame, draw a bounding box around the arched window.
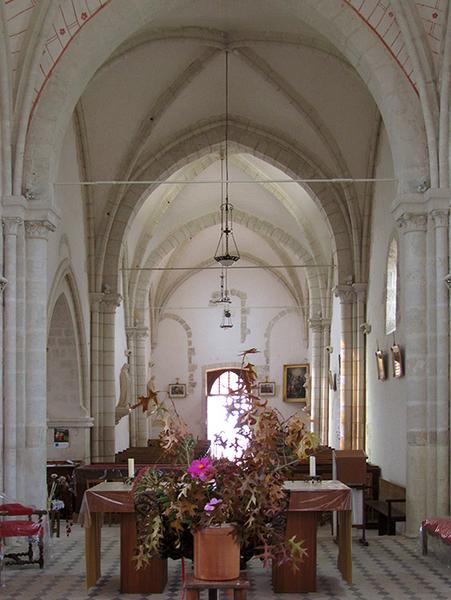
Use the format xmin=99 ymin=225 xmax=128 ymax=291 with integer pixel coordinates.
xmin=385 ymin=238 xmax=398 ymax=335
xmin=207 ymin=369 xmax=248 ymax=460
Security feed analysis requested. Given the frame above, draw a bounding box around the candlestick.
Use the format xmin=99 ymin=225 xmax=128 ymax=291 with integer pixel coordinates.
xmin=128 ymin=458 xmax=135 ymax=479
xmin=309 ymin=455 xmax=316 ymax=477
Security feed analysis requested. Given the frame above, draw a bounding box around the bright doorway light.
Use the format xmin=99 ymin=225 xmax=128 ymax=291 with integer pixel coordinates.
xmin=207 ymin=370 xmax=249 ymax=460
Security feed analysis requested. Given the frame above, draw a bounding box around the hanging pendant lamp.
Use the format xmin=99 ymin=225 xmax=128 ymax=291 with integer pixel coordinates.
xmin=214 ymin=50 xmax=240 ymax=267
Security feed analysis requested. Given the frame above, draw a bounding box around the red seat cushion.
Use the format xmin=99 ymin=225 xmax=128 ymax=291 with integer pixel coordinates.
xmin=0 ymin=520 xmax=43 ymax=538
xmin=422 ymin=518 xmax=451 ymax=544
xmin=0 ymin=503 xmax=34 ymax=516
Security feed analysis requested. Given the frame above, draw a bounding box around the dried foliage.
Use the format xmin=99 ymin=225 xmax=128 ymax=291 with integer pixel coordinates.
xmin=134 ymin=349 xmax=319 ymax=569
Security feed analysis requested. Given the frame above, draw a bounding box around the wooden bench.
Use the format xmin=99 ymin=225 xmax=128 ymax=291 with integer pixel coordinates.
xmin=183 ymin=573 xmax=249 ymax=600
xmin=365 ymin=479 xmax=405 ymax=535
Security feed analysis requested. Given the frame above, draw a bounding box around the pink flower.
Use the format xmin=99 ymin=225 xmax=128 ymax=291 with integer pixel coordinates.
xmin=204 ymin=497 xmax=222 ymax=512
xmin=187 ymin=457 xmax=215 ymax=481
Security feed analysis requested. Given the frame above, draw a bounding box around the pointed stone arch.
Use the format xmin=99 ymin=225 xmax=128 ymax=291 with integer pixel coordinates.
xmin=24 ymin=2 xmax=427 ymax=201
xmin=99 ymin=120 xmax=352 ymax=300
xmin=131 ymin=208 xmax=322 ymax=328
xmin=47 ymin=259 xmax=90 ymax=416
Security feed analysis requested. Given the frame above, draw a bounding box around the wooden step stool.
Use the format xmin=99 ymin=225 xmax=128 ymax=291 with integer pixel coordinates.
xmin=183 ymin=573 xmax=250 ymax=600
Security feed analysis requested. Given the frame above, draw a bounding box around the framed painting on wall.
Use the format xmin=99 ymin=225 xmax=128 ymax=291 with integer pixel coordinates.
xmin=258 ymin=381 xmax=276 ymax=396
xmin=283 ymin=363 xmax=309 ymax=403
xmin=168 ymin=383 xmax=186 ymax=398
xmin=54 ymin=428 xmax=69 ymax=448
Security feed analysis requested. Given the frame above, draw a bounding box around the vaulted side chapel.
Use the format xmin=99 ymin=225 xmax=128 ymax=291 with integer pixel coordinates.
xmin=0 ymin=1 xmax=450 ymax=591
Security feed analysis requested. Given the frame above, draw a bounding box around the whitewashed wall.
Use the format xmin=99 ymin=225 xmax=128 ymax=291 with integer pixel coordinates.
xmin=152 ymin=260 xmax=309 ymax=439
xmin=47 ymin=118 xmax=92 ymax=462
xmin=366 ymin=126 xmax=407 ymax=486
xmin=48 ymin=118 xmax=90 ymax=339
xmin=47 ymin=293 xmax=89 ymax=461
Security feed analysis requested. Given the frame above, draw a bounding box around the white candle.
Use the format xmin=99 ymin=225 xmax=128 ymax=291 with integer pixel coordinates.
xmin=128 ymin=458 xmax=135 ymax=479
xmin=309 ymin=456 xmax=316 ymax=477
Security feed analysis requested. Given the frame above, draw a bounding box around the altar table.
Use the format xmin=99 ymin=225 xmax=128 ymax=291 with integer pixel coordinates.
xmin=80 ymin=481 xmax=167 ymax=593
xmin=272 ymin=480 xmax=352 ymax=593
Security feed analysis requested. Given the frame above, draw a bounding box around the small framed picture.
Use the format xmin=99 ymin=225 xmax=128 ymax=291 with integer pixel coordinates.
xmin=375 ymin=350 xmax=386 ymax=381
xmin=258 ymin=381 xmax=276 ymax=396
xmin=168 ymin=383 xmax=186 ymax=398
xmin=391 ymin=345 xmax=404 ymax=378
xmin=54 ymin=428 xmax=69 ymax=448
xmin=283 ymin=364 xmax=309 ymax=403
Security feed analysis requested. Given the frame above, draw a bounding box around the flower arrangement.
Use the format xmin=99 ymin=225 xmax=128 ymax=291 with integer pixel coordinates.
xmin=133 ymin=349 xmax=319 ymax=570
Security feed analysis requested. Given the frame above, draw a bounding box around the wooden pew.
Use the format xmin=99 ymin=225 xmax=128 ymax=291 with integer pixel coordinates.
xmin=115 ymin=439 xmax=210 ymax=464
xmin=365 ymin=479 xmax=405 ymax=535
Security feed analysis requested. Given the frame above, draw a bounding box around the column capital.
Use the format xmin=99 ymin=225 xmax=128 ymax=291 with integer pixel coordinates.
xmin=101 ymin=292 xmax=123 ymax=310
xmin=309 ymin=318 xmax=323 ymax=333
xmin=126 ymin=326 xmax=149 ymax=339
xmin=90 ymin=290 xmax=122 ymax=310
xmin=89 ymin=292 xmax=105 ymax=308
xmin=334 ymin=284 xmax=355 ymax=304
xmin=3 ymin=216 xmax=23 ymax=236
xmin=396 ymin=212 xmax=427 ymax=234
xmin=430 ymin=209 xmax=449 ymax=229
xmin=309 ymin=317 xmax=330 ymax=332
xmin=352 ymin=282 xmax=367 ymax=302
xmin=24 ymin=219 xmax=56 ymax=239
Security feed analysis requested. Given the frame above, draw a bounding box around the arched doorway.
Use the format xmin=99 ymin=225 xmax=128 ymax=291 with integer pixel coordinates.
xmin=206 ymin=369 xmax=249 ymax=460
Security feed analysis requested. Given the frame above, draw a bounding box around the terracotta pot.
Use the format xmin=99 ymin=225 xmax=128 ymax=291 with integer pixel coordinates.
xmin=193 ymin=525 xmax=240 ymax=580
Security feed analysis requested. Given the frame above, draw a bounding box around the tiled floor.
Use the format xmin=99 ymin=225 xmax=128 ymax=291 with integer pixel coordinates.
xmin=1 ymin=525 xmax=451 ymax=599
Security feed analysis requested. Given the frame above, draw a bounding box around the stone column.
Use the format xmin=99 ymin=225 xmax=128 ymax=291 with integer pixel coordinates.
xmin=334 ymin=285 xmax=355 ymax=449
xmin=320 ymin=320 xmax=331 ymax=445
xmin=100 ymin=292 xmax=122 ymax=461
xmin=353 ymin=283 xmax=367 ymax=450
xmin=0 ymin=274 xmax=7 ymax=492
xmin=127 ymin=326 xmax=150 ymax=446
xmin=397 ymin=212 xmax=428 ymax=536
xmin=3 ymin=217 xmax=22 ymax=498
xmin=425 ymin=215 xmax=437 ymax=517
xmin=16 ymin=222 xmax=26 ymax=500
xmin=25 ymin=219 xmax=56 ymax=508
xmin=309 ymin=318 xmax=324 ymax=437
xmin=431 ymin=209 xmax=450 ymax=515
xmin=89 ymin=293 xmax=104 ymax=462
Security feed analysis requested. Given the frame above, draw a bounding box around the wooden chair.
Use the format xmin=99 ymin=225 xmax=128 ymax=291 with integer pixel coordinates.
xmin=0 ymin=503 xmax=47 ymax=569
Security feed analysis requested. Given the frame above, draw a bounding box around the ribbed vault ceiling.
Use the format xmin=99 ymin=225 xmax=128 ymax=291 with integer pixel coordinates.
xmin=72 ymin=7 xmax=382 ymax=315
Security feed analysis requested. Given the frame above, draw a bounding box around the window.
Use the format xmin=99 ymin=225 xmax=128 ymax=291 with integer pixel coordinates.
xmin=385 ymin=238 xmax=398 ymax=335
xmin=207 ymin=370 xmax=249 ymax=460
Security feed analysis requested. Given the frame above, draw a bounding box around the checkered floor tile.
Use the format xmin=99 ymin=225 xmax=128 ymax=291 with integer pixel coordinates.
xmin=1 ymin=525 xmax=450 ymax=599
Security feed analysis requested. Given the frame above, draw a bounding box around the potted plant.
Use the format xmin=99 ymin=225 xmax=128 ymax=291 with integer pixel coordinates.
xmin=133 ymin=349 xmax=319 ymax=578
